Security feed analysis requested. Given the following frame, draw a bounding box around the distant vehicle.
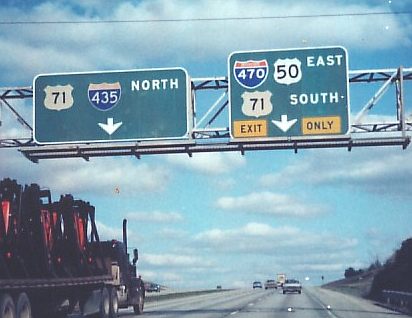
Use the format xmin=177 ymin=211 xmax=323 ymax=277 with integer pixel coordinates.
xmin=145 ymin=282 xmax=161 ymax=292
xmin=253 ymin=281 xmax=262 ymax=289
xmin=264 ymin=279 xmax=277 ymax=289
xmin=216 ymin=285 xmax=222 ymax=289
xmin=282 ymin=279 xmax=302 ymax=294
xmin=277 ymin=273 xmax=286 ymax=287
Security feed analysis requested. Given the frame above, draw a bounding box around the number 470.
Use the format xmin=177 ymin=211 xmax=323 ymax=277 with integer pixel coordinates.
xmin=237 ymin=68 xmax=266 ymax=80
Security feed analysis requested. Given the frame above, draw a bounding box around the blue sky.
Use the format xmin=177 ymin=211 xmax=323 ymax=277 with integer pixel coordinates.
xmin=0 ymin=0 xmax=412 ymax=289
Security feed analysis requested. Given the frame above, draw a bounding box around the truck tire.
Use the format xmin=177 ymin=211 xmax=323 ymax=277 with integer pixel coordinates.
xmin=99 ymin=287 xmax=110 ymax=318
xmin=0 ymin=293 xmax=16 ymax=318
xmin=109 ymin=288 xmax=118 ymax=318
xmin=15 ymin=293 xmax=31 ymax=318
xmin=132 ymin=293 xmax=144 ymax=315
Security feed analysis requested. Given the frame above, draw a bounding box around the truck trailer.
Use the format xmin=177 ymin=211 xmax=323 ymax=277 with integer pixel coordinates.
xmin=0 ymin=178 xmax=145 ymax=318
xmin=276 ymin=273 xmax=286 ymax=288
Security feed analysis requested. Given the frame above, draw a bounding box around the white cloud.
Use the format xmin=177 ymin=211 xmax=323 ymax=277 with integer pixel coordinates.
xmin=165 ymin=152 xmax=246 ymax=175
xmin=157 ymin=228 xmax=188 ymax=240
xmin=292 ymin=263 xmax=348 ymax=272
xmin=259 ymin=147 xmax=412 ymax=197
xmin=196 ymin=223 xmax=299 ymax=243
xmin=51 ymin=159 xmax=170 ymax=195
xmin=94 ymin=220 xmax=143 ymax=244
xmin=0 ymin=150 xmax=172 ymax=196
xmin=194 ymin=222 xmax=357 ymax=254
xmin=137 ymin=222 xmax=361 ymax=288
xmin=0 ymin=97 xmax=32 ymax=145
xmin=136 ymin=222 xmax=361 ymax=288
xmin=215 ymin=191 xmax=328 ymax=217
xmin=95 ymin=220 xmax=124 ymax=241
xmin=190 ymin=222 xmax=360 ymax=284
xmin=139 ymin=269 xmax=183 ymax=285
xmin=211 ymin=178 xmax=237 ymax=191
xmin=0 ymin=0 xmax=410 ymax=83
xmin=127 ymin=211 xmax=184 ymax=223
xmin=143 ymin=253 xmax=213 ymax=268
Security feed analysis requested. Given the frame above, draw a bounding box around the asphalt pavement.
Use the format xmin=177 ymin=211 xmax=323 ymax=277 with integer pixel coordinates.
xmin=71 ymin=287 xmax=408 ymax=318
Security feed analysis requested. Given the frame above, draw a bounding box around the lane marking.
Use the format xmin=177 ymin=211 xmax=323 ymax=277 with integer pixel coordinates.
xmin=305 ymin=289 xmax=340 ymax=318
xmin=230 ymin=311 xmax=238 ymax=315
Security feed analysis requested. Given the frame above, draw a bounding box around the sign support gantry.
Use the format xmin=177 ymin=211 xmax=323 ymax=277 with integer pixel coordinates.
xmin=0 ymin=66 xmax=411 ymax=162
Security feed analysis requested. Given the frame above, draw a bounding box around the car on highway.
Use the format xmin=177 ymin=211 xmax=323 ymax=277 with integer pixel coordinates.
xmin=252 ymin=281 xmax=262 ymax=289
xmin=145 ymin=282 xmax=161 ymax=292
xmin=282 ymin=279 xmax=302 ymax=294
xmin=264 ymin=279 xmax=277 ymax=289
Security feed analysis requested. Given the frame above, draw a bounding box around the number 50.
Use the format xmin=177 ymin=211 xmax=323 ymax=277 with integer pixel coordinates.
xmin=275 ymin=63 xmax=300 ymax=80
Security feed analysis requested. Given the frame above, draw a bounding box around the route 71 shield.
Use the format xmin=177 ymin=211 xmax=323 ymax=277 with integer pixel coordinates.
xmin=43 ymin=84 xmax=74 ymax=111
xmin=241 ymin=90 xmax=273 ymax=118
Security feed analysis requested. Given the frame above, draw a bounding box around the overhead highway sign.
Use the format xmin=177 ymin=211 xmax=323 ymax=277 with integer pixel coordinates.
xmin=229 ymin=46 xmax=350 ymax=139
xmin=34 ymin=68 xmax=190 ymax=144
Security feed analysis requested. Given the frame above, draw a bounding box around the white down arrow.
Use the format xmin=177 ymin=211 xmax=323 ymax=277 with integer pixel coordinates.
xmin=271 ymin=115 xmax=297 ymax=132
xmin=98 ymin=118 xmax=123 ymax=135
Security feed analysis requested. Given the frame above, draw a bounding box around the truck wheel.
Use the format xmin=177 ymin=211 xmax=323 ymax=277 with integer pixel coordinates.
xmin=109 ymin=288 xmax=118 ymax=318
xmin=0 ymin=294 xmax=16 ymax=318
xmin=15 ymin=293 xmax=31 ymax=318
xmin=133 ymin=293 xmax=144 ymax=315
xmin=100 ymin=287 xmax=110 ymax=318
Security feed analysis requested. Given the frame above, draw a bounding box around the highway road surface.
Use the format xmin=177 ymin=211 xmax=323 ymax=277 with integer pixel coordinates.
xmin=71 ymin=287 xmax=408 ymax=317
xmin=125 ymin=287 xmax=407 ymax=318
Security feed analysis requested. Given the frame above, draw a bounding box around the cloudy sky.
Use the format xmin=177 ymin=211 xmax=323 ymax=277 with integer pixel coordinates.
xmin=0 ymin=0 xmax=412 ymax=289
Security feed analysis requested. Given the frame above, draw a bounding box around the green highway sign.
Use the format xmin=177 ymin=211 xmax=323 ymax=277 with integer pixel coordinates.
xmin=34 ymin=68 xmax=189 ymax=144
xmin=228 ymin=46 xmax=349 ymax=139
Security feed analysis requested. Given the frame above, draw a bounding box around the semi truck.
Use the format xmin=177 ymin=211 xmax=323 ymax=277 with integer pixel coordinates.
xmin=276 ymin=273 xmax=286 ymax=288
xmin=0 ymin=178 xmax=145 ymax=318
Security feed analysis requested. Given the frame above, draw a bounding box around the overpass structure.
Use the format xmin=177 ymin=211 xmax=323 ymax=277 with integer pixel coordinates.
xmin=0 ymin=66 xmax=411 ymax=162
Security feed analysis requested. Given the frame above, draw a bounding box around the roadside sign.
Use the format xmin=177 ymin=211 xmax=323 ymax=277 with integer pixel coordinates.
xmin=228 ymin=46 xmax=350 ymax=139
xmin=34 ymin=68 xmax=190 ymax=144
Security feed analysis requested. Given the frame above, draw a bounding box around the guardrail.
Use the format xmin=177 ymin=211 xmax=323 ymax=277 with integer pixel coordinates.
xmin=382 ymin=290 xmax=412 ymax=313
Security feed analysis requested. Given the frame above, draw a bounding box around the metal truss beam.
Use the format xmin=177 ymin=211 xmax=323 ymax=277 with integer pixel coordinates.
xmin=0 ymin=67 xmax=411 ymax=161
xmin=18 ymin=136 xmax=411 ymax=163
xmin=349 ymin=68 xmax=412 ymax=83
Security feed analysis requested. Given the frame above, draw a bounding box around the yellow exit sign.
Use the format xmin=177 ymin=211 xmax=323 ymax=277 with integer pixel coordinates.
xmin=233 ymin=120 xmax=267 ymax=138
